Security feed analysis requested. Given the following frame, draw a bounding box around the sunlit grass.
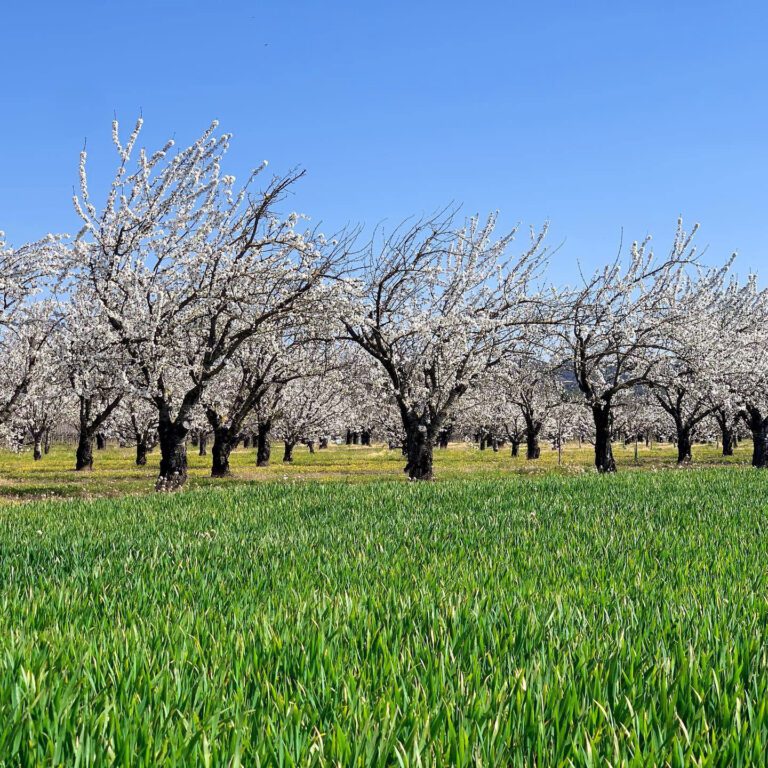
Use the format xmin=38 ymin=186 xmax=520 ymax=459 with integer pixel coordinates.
xmin=0 ymin=438 xmax=754 ymax=501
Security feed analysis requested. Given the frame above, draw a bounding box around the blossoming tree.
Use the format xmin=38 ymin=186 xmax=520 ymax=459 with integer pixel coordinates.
xmin=557 ymin=220 xmax=698 ymax=472
xmin=341 ymin=210 xmax=549 ymax=479
xmin=71 ymin=118 xmax=342 ymax=489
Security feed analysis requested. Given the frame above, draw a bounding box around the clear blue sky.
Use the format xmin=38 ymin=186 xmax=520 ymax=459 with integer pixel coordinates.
xmin=1 ymin=0 xmax=766 ymax=281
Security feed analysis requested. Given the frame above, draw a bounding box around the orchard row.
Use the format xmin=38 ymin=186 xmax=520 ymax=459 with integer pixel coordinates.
xmin=1 ymin=118 xmax=765 ymax=488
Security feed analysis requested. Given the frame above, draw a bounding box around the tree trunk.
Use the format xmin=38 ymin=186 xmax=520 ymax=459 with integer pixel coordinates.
xmin=676 ymin=426 xmax=692 ymax=465
xmin=345 ymin=429 xmax=352 ymax=445
xmin=75 ymin=399 xmax=94 ymax=471
xmin=33 ymin=435 xmax=43 ymax=461
xmin=307 ymin=440 xmax=315 ymax=454
xmin=592 ymin=404 xmax=616 ymax=473
xmin=747 ymin=407 xmax=768 ymax=468
xmin=256 ymin=420 xmax=271 ymax=466
xmin=198 ymin=432 xmax=208 ymax=457
xmin=283 ymin=440 xmax=295 ymax=463
xmin=96 ymin=432 xmax=107 ymax=450
xmin=211 ymin=430 xmax=233 ymax=477
xmin=43 ymin=429 xmax=51 ymax=455
xmin=511 ymin=439 xmax=520 ymax=457
xmin=73 ymin=394 xmax=123 ymax=471
xmin=352 ymin=431 xmax=360 ymax=445
xmin=319 ymin=436 xmax=329 ymax=449
xmin=75 ymin=429 xmax=94 ymax=471
xmin=525 ymin=426 xmax=541 ymax=460
xmin=754 ymin=428 xmax=768 ymax=468
xmin=361 ymin=429 xmax=371 ymax=446
xmin=156 ymin=417 xmax=188 ymax=491
xmin=136 ymin=438 xmax=148 ymax=466
xmin=190 ymin=430 xmax=199 ymax=448
xmin=405 ymin=421 xmax=434 ymax=480
xmin=715 ymin=411 xmax=735 ymax=457
xmin=242 ymin=434 xmax=251 ymax=449
xmin=722 ymin=428 xmax=735 ymax=456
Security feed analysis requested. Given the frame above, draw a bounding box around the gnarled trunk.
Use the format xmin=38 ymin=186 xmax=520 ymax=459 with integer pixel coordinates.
xmin=74 ymin=393 xmax=122 ymax=472
xmin=715 ymin=411 xmax=736 ymax=457
xmin=592 ymin=404 xmax=616 ymax=473
xmin=43 ymin=430 xmax=51 ymax=455
xmin=405 ymin=421 xmax=433 ymax=480
xmin=136 ymin=438 xmax=148 ymax=466
xmin=33 ymin=435 xmax=43 ymax=461
xmin=211 ymin=432 xmax=233 ymax=477
xmin=360 ymin=429 xmax=371 ymax=446
xmin=746 ymin=406 xmax=768 ymax=468
xmin=256 ymin=420 xmax=271 ymax=467
xmin=283 ymin=440 xmax=295 ymax=463
xmin=242 ymin=434 xmax=251 ymax=449
xmin=205 ymin=407 xmax=239 ymax=476
xmin=319 ymin=436 xmax=329 ymax=449
xmin=307 ymin=440 xmax=315 ymax=454
xmin=525 ymin=423 xmax=541 ymax=460
xmin=754 ymin=428 xmax=768 ymax=468
xmin=676 ymin=425 xmax=692 ymax=465
xmin=198 ymin=432 xmax=208 ymax=457
xmin=96 ymin=432 xmax=107 ymax=450
xmin=75 ymin=430 xmax=94 ymax=471
xmin=511 ymin=439 xmax=520 ymax=457
xmin=156 ymin=417 xmax=188 ymax=491
xmin=722 ymin=428 xmax=735 ymax=457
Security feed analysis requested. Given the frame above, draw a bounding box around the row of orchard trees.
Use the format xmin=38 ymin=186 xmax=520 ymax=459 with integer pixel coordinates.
xmin=1 ymin=118 xmax=767 ymax=488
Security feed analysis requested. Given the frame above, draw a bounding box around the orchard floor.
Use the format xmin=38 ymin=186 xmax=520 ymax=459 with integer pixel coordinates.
xmin=0 ymin=439 xmax=755 ymax=501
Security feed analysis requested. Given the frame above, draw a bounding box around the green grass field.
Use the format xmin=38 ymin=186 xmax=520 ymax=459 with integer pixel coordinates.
xmin=1 ymin=451 xmax=768 ymax=765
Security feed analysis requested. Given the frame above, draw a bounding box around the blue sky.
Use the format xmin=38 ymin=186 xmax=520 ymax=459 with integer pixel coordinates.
xmin=1 ymin=0 xmax=766 ymax=281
